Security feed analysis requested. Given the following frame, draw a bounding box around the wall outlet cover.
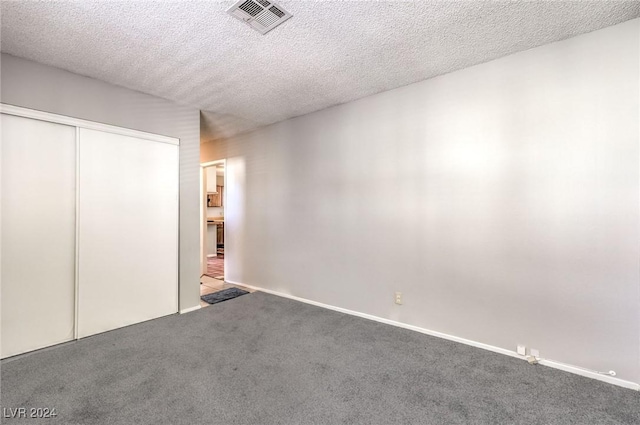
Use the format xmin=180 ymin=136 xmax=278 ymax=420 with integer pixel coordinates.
xmin=517 ymin=345 xmax=526 ymax=356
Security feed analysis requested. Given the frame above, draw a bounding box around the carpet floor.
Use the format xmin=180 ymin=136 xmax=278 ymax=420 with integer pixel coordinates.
xmin=2 ymin=292 xmax=639 ymax=425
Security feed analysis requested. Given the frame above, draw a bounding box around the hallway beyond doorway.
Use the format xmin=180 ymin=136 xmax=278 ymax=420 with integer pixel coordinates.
xmin=205 ymin=254 xmax=224 ymax=279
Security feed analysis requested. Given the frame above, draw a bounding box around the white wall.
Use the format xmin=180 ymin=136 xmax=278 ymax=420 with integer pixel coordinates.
xmin=202 ymin=19 xmax=640 ymax=383
xmin=207 ymin=207 xmax=224 ymax=217
xmin=1 ymin=53 xmax=202 ymax=311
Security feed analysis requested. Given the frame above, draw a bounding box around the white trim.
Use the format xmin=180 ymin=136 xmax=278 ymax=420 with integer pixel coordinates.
xmin=73 ymin=127 xmax=80 ymax=340
xmin=0 ymin=103 xmax=179 ymax=145
xmin=222 ymin=159 xmax=227 ymax=278
xmin=536 ymin=359 xmax=639 ymax=391
xmin=200 ymin=159 xmax=225 ymax=168
xmin=175 ymin=144 xmax=180 ymax=315
xmin=228 ymin=279 xmax=640 ymax=392
xmin=180 ymin=305 xmax=201 ymax=314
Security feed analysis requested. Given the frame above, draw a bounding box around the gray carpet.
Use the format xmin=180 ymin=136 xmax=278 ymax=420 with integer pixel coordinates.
xmin=2 ymin=292 xmax=639 ymax=425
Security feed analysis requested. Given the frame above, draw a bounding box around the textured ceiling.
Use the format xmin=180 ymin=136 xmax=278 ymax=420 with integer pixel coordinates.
xmin=2 ymin=1 xmax=639 ymax=142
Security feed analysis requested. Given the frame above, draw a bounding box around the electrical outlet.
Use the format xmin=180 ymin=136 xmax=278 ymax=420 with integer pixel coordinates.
xmin=517 ymin=345 xmax=526 ymax=356
xmin=395 ymin=292 xmax=402 ymax=305
xmin=530 ymin=348 xmax=540 ymax=358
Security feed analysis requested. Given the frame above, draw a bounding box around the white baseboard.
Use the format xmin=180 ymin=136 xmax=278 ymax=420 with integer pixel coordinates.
xmin=228 ymin=279 xmax=640 ymax=391
xmin=536 ymin=358 xmax=638 ymax=390
xmin=180 ymin=305 xmax=201 ymax=314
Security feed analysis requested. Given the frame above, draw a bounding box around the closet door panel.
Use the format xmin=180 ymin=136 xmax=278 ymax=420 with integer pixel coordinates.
xmin=78 ymin=128 xmax=178 ymax=338
xmin=1 ymin=114 xmax=76 ymax=358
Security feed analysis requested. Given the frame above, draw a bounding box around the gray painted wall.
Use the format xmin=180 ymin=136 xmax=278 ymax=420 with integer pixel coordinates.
xmin=202 ymin=19 xmax=640 ymax=383
xmin=1 ymin=53 xmax=201 ymax=312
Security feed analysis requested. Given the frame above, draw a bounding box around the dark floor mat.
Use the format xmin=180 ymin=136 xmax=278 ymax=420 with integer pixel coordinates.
xmin=201 ymin=287 xmax=249 ymax=304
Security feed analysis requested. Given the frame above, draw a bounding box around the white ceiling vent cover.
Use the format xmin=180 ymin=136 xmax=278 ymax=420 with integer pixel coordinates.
xmin=227 ymin=0 xmax=292 ymax=35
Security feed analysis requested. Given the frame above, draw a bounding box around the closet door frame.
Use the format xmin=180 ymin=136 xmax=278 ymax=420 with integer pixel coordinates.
xmin=0 ymin=103 xmax=180 ymax=341
xmin=0 ymin=104 xmax=179 ymax=145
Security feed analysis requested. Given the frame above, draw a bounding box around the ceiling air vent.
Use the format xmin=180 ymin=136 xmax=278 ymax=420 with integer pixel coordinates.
xmin=227 ymin=0 xmax=293 ymax=35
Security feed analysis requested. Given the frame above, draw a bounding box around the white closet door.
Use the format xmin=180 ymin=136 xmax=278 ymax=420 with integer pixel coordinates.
xmin=1 ymin=114 xmax=77 ymax=358
xmin=77 ymin=128 xmax=178 ymax=338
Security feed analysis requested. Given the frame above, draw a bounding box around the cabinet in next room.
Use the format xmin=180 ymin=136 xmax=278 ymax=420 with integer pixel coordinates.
xmin=207 ymin=186 xmax=224 ymax=207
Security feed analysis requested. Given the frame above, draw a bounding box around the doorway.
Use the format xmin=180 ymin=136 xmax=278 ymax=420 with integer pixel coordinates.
xmin=199 ymin=159 xmax=254 ymax=307
xmin=201 ymin=160 xmax=225 ymax=280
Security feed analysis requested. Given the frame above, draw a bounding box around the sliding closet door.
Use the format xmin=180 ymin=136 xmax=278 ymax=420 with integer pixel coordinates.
xmin=77 ymin=128 xmax=178 ymax=338
xmin=1 ymin=114 xmax=76 ymax=358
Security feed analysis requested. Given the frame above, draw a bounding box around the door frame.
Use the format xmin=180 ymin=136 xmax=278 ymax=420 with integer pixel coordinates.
xmin=1 ymin=103 xmax=180 ymax=353
xmin=200 ymin=159 xmax=226 ymax=277
xmin=0 ymin=104 xmax=179 ymax=145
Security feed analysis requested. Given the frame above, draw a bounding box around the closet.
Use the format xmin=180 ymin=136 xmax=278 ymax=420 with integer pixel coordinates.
xmin=1 ymin=105 xmax=179 ymax=358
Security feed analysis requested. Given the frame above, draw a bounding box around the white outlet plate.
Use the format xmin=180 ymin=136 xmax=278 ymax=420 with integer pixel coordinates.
xmin=517 ymin=345 xmax=526 ymax=356
xmin=530 ymin=348 xmax=540 ymax=358
xmin=395 ymin=292 xmax=402 ymax=305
